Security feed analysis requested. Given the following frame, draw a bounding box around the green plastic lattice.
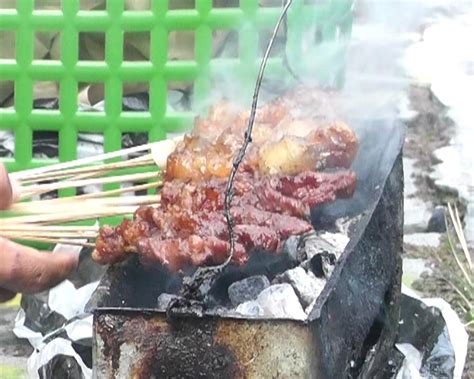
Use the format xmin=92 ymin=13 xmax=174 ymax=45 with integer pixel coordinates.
xmin=0 ymin=0 xmax=354 ymax=187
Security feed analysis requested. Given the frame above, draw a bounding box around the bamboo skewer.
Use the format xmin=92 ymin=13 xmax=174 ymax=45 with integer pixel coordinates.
xmin=0 ymin=224 xmax=99 ymax=235
xmin=40 ymin=181 xmax=162 ymax=201
xmin=10 ymin=195 xmax=161 ymax=214
xmin=1 ymin=137 xmax=181 ymax=247
xmin=2 ymin=235 xmax=95 ymax=248
xmin=0 ymin=225 xmax=100 ymax=245
xmin=19 ymin=172 xmax=160 ymax=200
xmin=2 ymin=231 xmax=98 ymax=239
xmin=11 ymin=136 xmax=182 ymax=182
xmin=1 ymin=206 xmax=140 ymax=225
xmin=1 ymin=206 xmax=137 ymax=225
xmin=18 ymin=155 xmax=155 ymax=185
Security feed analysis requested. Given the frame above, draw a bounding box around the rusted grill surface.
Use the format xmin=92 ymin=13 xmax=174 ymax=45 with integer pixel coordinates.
xmin=94 ymin=313 xmax=314 ymax=378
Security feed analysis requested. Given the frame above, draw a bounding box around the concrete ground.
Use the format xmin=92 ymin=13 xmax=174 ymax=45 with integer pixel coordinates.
xmin=0 ymin=298 xmax=31 ymax=379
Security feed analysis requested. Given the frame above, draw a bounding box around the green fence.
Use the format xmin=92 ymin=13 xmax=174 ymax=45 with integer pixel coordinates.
xmin=0 ymin=0 xmax=354 ymax=178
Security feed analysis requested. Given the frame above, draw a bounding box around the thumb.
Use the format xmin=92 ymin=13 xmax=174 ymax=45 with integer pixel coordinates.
xmin=0 ymin=238 xmax=79 ymax=294
xmin=0 ymin=164 xmax=13 ymax=210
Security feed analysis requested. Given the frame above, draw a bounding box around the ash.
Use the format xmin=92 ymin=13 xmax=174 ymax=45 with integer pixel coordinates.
xmin=158 ymin=216 xmax=355 ymax=321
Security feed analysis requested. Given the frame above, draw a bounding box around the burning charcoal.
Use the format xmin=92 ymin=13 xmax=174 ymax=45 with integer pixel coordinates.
xmin=297 ymin=232 xmax=348 ymax=262
xmin=274 ymin=267 xmax=326 ymax=308
xmin=157 ymin=293 xmax=177 ymax=310
xmin=254 ymin=283 xmax=306 ymax=320
xmin=319 ymin=232 xmax=349 ymax=253
xmin=235 ymin=301 xmax=265 ymax=317
xmin=297 ymin=233 xmax=336 ymax=262
xmin=228 ymin=275 xmax=270 ymax=307
xmin=307 ymin=252 xmax=337 ymax=278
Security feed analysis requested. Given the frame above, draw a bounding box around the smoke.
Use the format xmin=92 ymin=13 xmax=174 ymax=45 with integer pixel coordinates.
xmin=197 ymin=0 xmax=471 ymax=121
xmin=341 ymin=0 xmax=471 ymax=120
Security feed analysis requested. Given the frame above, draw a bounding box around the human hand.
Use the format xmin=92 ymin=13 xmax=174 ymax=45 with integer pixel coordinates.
xmin=0 ymin=164 xmax=79 ymax=302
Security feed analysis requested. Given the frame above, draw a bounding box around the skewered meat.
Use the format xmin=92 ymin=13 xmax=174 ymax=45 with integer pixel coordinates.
xmin=166 ymin=88 xmax=357 ymax=181
xmin=166 ymin=121 xmax=357 ymax=181
xmin=93 ymin=88 xmax=359 ymax=271
xmin=160 ymin=171 xmax=356 ymax=218
xmin=93 ymin=170 xmax=356 ymax=270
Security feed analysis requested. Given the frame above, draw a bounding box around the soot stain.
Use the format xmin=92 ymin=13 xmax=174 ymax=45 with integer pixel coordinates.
xmin=97 ymin=313 xmax=238 ymax=379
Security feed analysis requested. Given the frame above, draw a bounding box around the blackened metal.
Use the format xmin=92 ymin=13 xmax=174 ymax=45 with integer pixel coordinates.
xmin=86 ymin=255 xmax=183 ymax=311
xmin=307 ymin=151 xmax=404 ymax=377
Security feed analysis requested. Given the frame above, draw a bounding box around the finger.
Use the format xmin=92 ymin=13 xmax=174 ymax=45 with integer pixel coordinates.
xmin=0 ymin=237 xmax=79 ymax=294
xmin=0 ymin=164 xmax=13 ymax=210
xmin=0 ymin=288 xmax=16 ymax=303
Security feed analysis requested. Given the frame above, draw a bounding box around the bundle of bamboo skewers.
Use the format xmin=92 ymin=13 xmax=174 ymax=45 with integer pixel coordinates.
xmin=0 ymin=137 xmax=183 ymax=248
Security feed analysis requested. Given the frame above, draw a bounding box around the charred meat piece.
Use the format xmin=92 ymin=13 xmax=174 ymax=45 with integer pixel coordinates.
xmin=93 ymin=170 xmax=356 ymax=270
xmin=161 ymin=170 xmax=356 ymax=218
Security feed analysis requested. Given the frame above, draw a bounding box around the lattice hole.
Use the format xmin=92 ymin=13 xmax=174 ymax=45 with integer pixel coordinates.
xmin=80 ymin=1 xmax=106 ymax=11
xmin=34 ymin=0 xmax=61 ymax=10
xmin=0 ymin=81 xmax=14 ymax=108
xmin=0 ymin=130 xmax=15 ymax=157
xmin=34 ymin=31 xmax=61 ymax=60
xmin=78 ymin=82 xmax=105 ymax=109
xmin=79 ymin=32 xmax=106 ymax=61
xmin=168 ymin=31 xmax=195 ymax=60
xmin=260 ymin=0 xmax=295 ymax=7
xmin=32 ymin=131 xmax=58 ymax=159
xmin=167 ymin=81 xmax=193 ymax=112
xmin=124 ymin=1 xmax=150 ymax=11
xmin=122 ymin=82 xmax=149 ymax=111
xmin=213 ymin=29 xmax=238 ymax=58
xmin=122 ymin=132 xmax=148 ymax=149
xmin=122 ymin=132 xmax=149 ymax=163
xmin=123 ymin=32 xmax=150 ymax=62
xmin=76 ymin=132 xmax=105 ymax=195
xmin=259 ymin=29 xmax=286 ymax=57
xmin=212 ymin=0 xmax=239 ymax=7
xmin=169 ymin=0 xmax=195 ymax=9
xmin=33 ymin=81 xmax=60 ymax=107
xmin=0 ymin=31 xmax=15 ymax=59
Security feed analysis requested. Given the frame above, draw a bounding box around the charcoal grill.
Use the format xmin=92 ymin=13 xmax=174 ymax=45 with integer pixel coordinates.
xmin=87 ymin=118 xmax=405 ymax=379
